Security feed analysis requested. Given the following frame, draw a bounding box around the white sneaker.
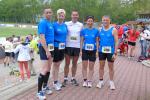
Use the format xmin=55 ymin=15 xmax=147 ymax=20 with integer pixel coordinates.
xmin=43 ymin=86 xmax=53 ymax=95
xmin=96 ymin=81 xmax=104 ymax=89
xmin=82 ymin=81 xmax=88 ymax=87
xmin=53 ymin=83 xmax=61 ymax=91
xmin=57 ymin=82 xmax=62 ymax=87
xmin=36 ymin=91 xmax=46 ymax=100
xmin=109 ymin=81 xmax=116 ymax=90
xmin=87 ymin=81 xmax=92 ymax=88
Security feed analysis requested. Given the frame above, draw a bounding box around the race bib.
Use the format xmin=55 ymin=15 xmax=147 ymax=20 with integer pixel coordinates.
xmin=59 ymin=43 xmax=65 ymax=50
xmin=102 ymin=46 xmax=111 ymax=53
xmin=70 ymin=34 xmax=78 ymax=41
xmin=70 ymin=36 xmax=78 ymax=41
xmin=85 ymin=44 xmax=94 ymax=51
xmin=48 ymin=44 xmax=54 ymax=51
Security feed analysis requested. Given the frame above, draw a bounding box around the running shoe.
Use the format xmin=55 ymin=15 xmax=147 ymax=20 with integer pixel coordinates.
xmin=53 ymin=82 xmax=61 ymax=91
xmin=82 ymin=81 xmax=88 ymax=87
xmin=109 ymin=81 xmax=116 ymax=90
xmin=87 ymin=81 xmax=92 ymax=88
xmin=96 ymin=81 xmax=104 ymax=89
xmin=71 ymin=79 xmax=79 ymax=86
xmin=43 ymin=86 xmax=53 ymax=95
xmin=36 ymin=91 xmax=46 ymax=100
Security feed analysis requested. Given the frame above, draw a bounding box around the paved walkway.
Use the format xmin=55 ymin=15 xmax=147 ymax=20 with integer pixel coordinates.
xmin=0 ymin=55 xmax=39 ymax=88
xmin=0 ymin=54 xmax=41 ymax=99
xmin=10 ymin=46 xmax=150 ymax=100
xmin=0 ymin=53 xmax=77 ymax=100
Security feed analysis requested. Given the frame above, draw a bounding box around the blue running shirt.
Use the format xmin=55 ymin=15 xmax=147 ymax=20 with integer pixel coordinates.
xmin=80 ymin=28 xmax=99 ymax=51
xmin=53 ymin=22 xmax=68 ymax=49
xmin=99 ymin=26 xmax=115 ymax=54
xmin=38 ymin=18 xmax=54 ymax=46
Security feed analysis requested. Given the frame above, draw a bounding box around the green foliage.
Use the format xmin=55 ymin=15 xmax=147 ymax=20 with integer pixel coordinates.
xmin=0 ymin=0 xmax=149 ymax=24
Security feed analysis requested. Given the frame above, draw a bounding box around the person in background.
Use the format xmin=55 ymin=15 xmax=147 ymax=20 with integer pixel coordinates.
xmin=140 ymin=29 xmax=150 ymax=58
xmin=25 ymin=36 xmax=30 ymax=44
xmin=3 ymin=37 xmax=13 ymax=66
xmin=127 ymin=25 xmax=140 ymax=59
xmin=138 ymin=26 xmax=147 ymax=61
xmin=12 ymin=35 xmax=19 ymax=63
xmin=33 ymin=33 xmax=39 ymax=42
xmin=118 ymin=25 xmax=124 ymax=45
xmin=13 ymin=39 xmax=31 ymax=82
xmin=28 ymin=34 xmax=38 ymax=76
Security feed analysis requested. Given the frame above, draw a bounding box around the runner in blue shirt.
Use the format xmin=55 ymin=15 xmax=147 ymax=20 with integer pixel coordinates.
xmin=96 ymin=15 xmax=118 ymax=90
xmin=53 ymin=22 xmax=67 ymax=48
xmin=52 ymin=9 xmax=67 ymax=91
xmin=80 ymin=16 xmax=99 ymax=88
xmin=37 ymin=8 xmax=54 ymax=100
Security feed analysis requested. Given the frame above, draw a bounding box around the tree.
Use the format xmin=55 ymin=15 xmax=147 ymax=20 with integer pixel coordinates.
xmin=0 ymin=0 xmax=149 ymax=24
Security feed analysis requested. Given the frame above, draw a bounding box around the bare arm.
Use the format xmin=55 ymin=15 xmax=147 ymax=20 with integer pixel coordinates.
xmin=80 ymin=36 xmax=84 ymax=53
xmin=39 ymin=34 xmax=48 ymax=52
xmin=96 ymin=37 xmax=99 ymax=53
xmin=113 ymin=28 xmax=118 ymax=54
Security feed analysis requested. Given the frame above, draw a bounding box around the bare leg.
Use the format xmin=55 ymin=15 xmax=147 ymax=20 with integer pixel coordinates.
xmin=82 ymin=61 xmax=88 ymax=80
xmin=88 ymin=61 xmax=95 ymax=81
xmin=72 ymin=56 xmax=79 ymax=77
xmin=99 ymin=60 xmax=105 ymax=80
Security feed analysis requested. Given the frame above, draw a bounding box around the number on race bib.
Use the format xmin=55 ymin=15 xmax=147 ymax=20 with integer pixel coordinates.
xmin=59 ymin=43 xmax=65 ymax=50
xmin=70 ymin=36 xmax=77 ymax=41
xmin=48 ymin=44 xmax=54 ymax=51
xmin=102 ymin=46 xmax=111 ymax=53
xmin=85 ymin=44 xmax=94 ymax=51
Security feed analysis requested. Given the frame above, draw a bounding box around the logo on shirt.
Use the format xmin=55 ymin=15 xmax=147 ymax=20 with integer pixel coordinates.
xmin=49 ymin=27 xmax=53 ymax=29
xmin=91 ymin=34 xmax=95 ymax=37
xmin=57 ymin=29 xmax=62 ymax=32
xmin=100 ymin=33 xmax=104 ymax=35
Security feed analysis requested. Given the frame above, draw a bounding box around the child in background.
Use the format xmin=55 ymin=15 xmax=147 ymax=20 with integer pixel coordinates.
xmin=14 ymin=39 xmax=31 ymax=82
xmin=118 ymin=39 xmax=128 ymax=56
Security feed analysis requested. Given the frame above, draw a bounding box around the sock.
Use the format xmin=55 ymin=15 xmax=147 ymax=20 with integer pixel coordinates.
xmin=54 ymin=80 xmax=58 ymax=84
xmin=43 ymin=72 xmax=50 ymax=88
xmin=99 ymin=79 xmax=103 ymax=81
xmin=38 ymin=73 xmax=45 ymax=92
xmin=64 ymin=76 xmax=68 ymax=81
xmin=71 ymin=77 xmax=75 ymax=80
xmin=84 ymin=79 xmax=87 ymax=82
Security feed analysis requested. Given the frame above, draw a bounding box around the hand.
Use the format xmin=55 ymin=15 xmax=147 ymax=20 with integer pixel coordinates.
xmin=46 ymin=50 xmax=51 ymax=59
xmin=80 ymin=51 xmax=82 ymax=57
xmin=112 ymin=54 xmax=117 ymax=61
xmin=96 ymin=51 xmax=99 ymax=58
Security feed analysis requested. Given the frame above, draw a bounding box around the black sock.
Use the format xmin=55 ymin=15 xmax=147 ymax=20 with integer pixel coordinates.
xmin=54 ymin=80 xmax=58 ymax=84
xmin=84 ymin=79 xmax=87 ymax=82
xmin=38 ymin=73 xmax=45 ymax=92
xmin=100 ymin=79 xmax=103 ymax=81
xmin=43 ymin=72 xmax=50 ymax=88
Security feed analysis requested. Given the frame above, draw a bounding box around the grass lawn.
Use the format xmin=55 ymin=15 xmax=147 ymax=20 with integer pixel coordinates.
xmin=0 ymin=27 xmax=37 ymax=37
